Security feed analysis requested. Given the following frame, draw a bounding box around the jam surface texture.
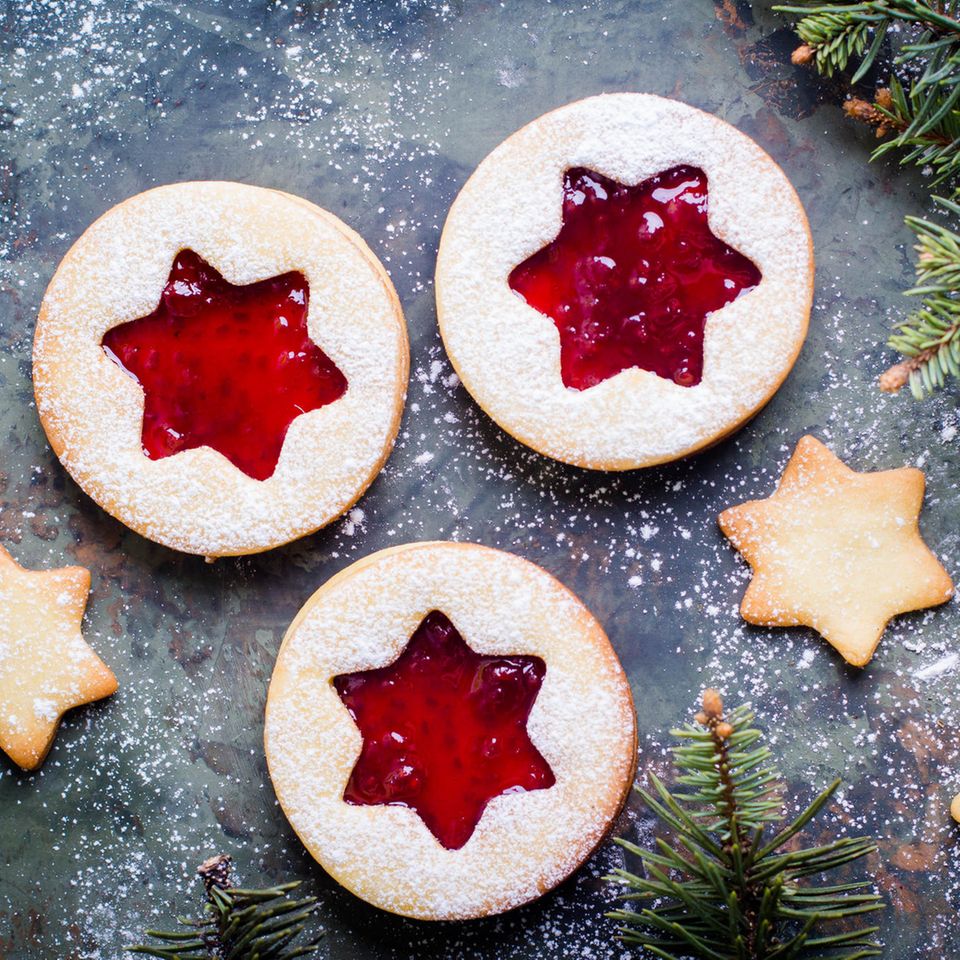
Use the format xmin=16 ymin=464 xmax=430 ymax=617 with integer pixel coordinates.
xmin=333 ymin=610 xmax=555 ymax=850
xmin=102 ymin=250 xmax=347 ymax=481
xmin=508 ymin=165 xmax=762 ymax=390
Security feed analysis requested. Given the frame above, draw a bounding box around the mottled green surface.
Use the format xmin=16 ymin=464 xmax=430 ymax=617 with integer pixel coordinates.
xmin=1 ymin=2 xmax=958 ymax=958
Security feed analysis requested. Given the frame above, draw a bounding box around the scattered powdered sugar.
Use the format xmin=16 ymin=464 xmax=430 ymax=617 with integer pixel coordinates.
xmin=2 ymin=1 xmax=960 ymax=959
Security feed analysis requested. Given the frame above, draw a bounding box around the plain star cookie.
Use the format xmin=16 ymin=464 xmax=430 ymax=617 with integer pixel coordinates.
xmin=718 ymin=435 xmax=954 ymax=667
xmin=34 ymin=182 xmax=408 ymax=557
xmin=435 ymin=93 xmax=813 ymax=469
xmin=264 ymin=541 xmax=637 ymax=920
xmin=0 ymin=545 xmax=117 ymax=771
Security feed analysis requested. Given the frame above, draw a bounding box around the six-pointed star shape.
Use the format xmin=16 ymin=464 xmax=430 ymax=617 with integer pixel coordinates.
xmin=102 ymin=249 xmax=347 ymax=481
xmin=719 ymin=435 xmax=954 ymax=667
xmin=333 ymin=610 xmax=555 ymax=850
xmin=0 ymin=545 xmax=117 ymax=770
xmin=508 ymin=165 xmax=761 ymax=390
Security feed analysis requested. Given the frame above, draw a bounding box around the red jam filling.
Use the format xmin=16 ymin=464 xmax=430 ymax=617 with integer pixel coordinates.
xmin=508 ymin=165 xmax=762 ymax=390
xmin=101 ymin=250 xmax=347 ymax=481
xmin=333 ymin=610 xmax=555 ymax=850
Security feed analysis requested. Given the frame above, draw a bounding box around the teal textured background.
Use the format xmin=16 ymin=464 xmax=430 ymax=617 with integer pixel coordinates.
xmin=1 ymin=1 xmax=958 ymax=957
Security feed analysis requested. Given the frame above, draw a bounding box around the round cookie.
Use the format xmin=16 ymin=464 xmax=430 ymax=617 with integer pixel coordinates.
xmin=436 ymin=93 xmax=814 ymax=470
xmin=33 ymin=182 xmax=408 ymax=557
xmin=264 ymin=541 xmax=637 ymax=920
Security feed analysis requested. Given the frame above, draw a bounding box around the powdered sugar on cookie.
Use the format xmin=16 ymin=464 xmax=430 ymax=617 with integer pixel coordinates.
xmin=264 ymin=541 xmax=636 ymax=920
xmin=0 ymin=545 xmax=117 ymax=770
xmin=34 ymin=182 xmax=409 ymax=557
xmin=436 ymin=94 xmax=813 ymax=469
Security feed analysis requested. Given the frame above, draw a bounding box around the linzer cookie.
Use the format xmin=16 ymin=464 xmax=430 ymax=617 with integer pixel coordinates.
xmin=436 ymin=93 xmax=813 ymax=469
xmin=719 ymin=435 xmax=953 ymax=667
xmin=33 ymin=182 xmax=408 ymax=557
xmin=264 ymin=541 xmax=636 ymax=920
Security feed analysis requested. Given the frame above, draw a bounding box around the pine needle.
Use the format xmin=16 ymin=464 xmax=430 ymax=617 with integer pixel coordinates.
xmin=775 ymin=1 xmax=960 ymax=397
xmin=127 ymin=855 xmax=324 ymax=960
xmin=605 ymin=691 xmax=883 ymax=959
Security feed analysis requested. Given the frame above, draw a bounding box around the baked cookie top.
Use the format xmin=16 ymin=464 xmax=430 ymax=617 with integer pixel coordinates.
xmin=0 ymin=545 xmax=117 ymax=771
xmin=264 ymin=541 xmax=637 ymax=920
xmin=436 ymin=93 xmax=813 ymax=470
xmin=719 ymin=435 xmax=954 ymax=667
xmin=34 ymin=182 xmax=408 ymax=557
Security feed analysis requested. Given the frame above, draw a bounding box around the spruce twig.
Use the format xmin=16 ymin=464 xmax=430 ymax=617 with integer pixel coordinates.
xmin=128 ymin=855 xmax=323 ymax=960
xmin=880 ymin=195 xmax=960 ymax=395
xmin=775 ymin=0 xmax=960 ymax=396
xmin=605 ymin=690 xmax=883 ymax=960
xmin=776 ymin=0 xmax=960 ymax=182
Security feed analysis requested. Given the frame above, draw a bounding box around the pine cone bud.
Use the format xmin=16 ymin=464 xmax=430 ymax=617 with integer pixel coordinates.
xmin=878 ymin=361 xmax=911 ymax=394
xmin=951 ymin=792 xmax=960 ymax=824
xmin=702 ymin=688 xmax=724 ymax=720
xmin=791 ymin=44 xmax=815 ymax=66
xmin=198 ymin=854 xmax=233 ymax=892
xmin=694 ymin=711 xmax=709 ymax=726
xmin=875 ymin=87 xmax=893 ymax=110
xmin=715 ymin=721 xmax=734 ymax=740
xmin=843 ymin=97 xmax=878 ymax=123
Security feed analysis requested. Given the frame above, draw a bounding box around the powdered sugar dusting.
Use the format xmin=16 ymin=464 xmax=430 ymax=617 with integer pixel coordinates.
xmin=3 ymin=1 xmax=960 ymax=958
xmin=265 ymin=542 xmax=635 ymax=919
xmin=34 ymin=182 xmax=408 ymax=557
xmin=436 ymin=93 xmax=812 ymax=469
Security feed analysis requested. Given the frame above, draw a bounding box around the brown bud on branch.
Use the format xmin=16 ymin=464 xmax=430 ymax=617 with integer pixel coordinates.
xmin=702 ymin=688 xmax=724 ymax=720
xmin=791 ymin=44 xmax=815 ymax=66
xmin=198 ymin=854 xmax=233 ymax=893
xmin=878 ymin=361 xmax=912 ymax=394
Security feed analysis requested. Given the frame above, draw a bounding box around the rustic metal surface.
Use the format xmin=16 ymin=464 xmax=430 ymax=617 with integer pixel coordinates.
xmin=1 ymin=1 xmax=958 ymax=957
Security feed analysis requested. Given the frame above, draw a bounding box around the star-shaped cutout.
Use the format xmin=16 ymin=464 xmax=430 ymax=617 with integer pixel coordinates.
xmin=333 ymin=610 xmax=555 ymax=850
xmin=102 ymin=249 xmax=348 ymax=481
xmin=0 ymin=545 xmax=117 ymax=770
xmin=508 ymin=165 xmax=761 ymax=390
xmin=719 ymin=435 xmax=954 ymax=667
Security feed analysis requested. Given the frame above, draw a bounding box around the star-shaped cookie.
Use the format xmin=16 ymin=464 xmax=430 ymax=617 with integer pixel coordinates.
xmin=718 ymin=435 xmax=953 ymax=667
xmin=0 ymin=545 xmax=117 ymax=770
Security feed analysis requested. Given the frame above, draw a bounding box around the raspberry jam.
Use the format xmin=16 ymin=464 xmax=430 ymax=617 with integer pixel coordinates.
xmin=102 ymin=250 xmax=347 ymax=481
xmin=509 ymin=166 xmax=761 ymax=390
xmin=333 ymin=610 xmax=555 ymax=850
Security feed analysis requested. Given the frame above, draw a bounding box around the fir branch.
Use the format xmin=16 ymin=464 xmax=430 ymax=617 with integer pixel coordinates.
xmin=881 ymin=195 xmax=960 ymax=395
xmin=775 ymin=1 xmax=960 ymax=398
xmin=606 ymin=690 xmax=882 ymax=960
xmin=777 ymin=1 xmax=960 ymax=84
xmin=128 ymin=855 xmax=323 ymax=960
xmin=777 ymin=1 xmax=960 ymax=183
xmin=845 ymin=79 xmax=960 ymax=186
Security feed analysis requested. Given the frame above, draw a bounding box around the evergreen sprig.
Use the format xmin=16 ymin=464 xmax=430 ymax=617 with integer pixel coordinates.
xmin=868 ymin=77 xmax=960 ymax=187
xmin=128 ymin=855 xmax=323 ymax=960
xmin=777 ymin=1 xmax=960 ymax=85
xmin=775 ymin=0 xmax=960 ymax=396
xmin=778 ymin=0 xmax=960 ymax=179
xmin=606 ymin=690 xmax=883 ymax=960
xmin=881 ymin=195 xmax=960 ymax=395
